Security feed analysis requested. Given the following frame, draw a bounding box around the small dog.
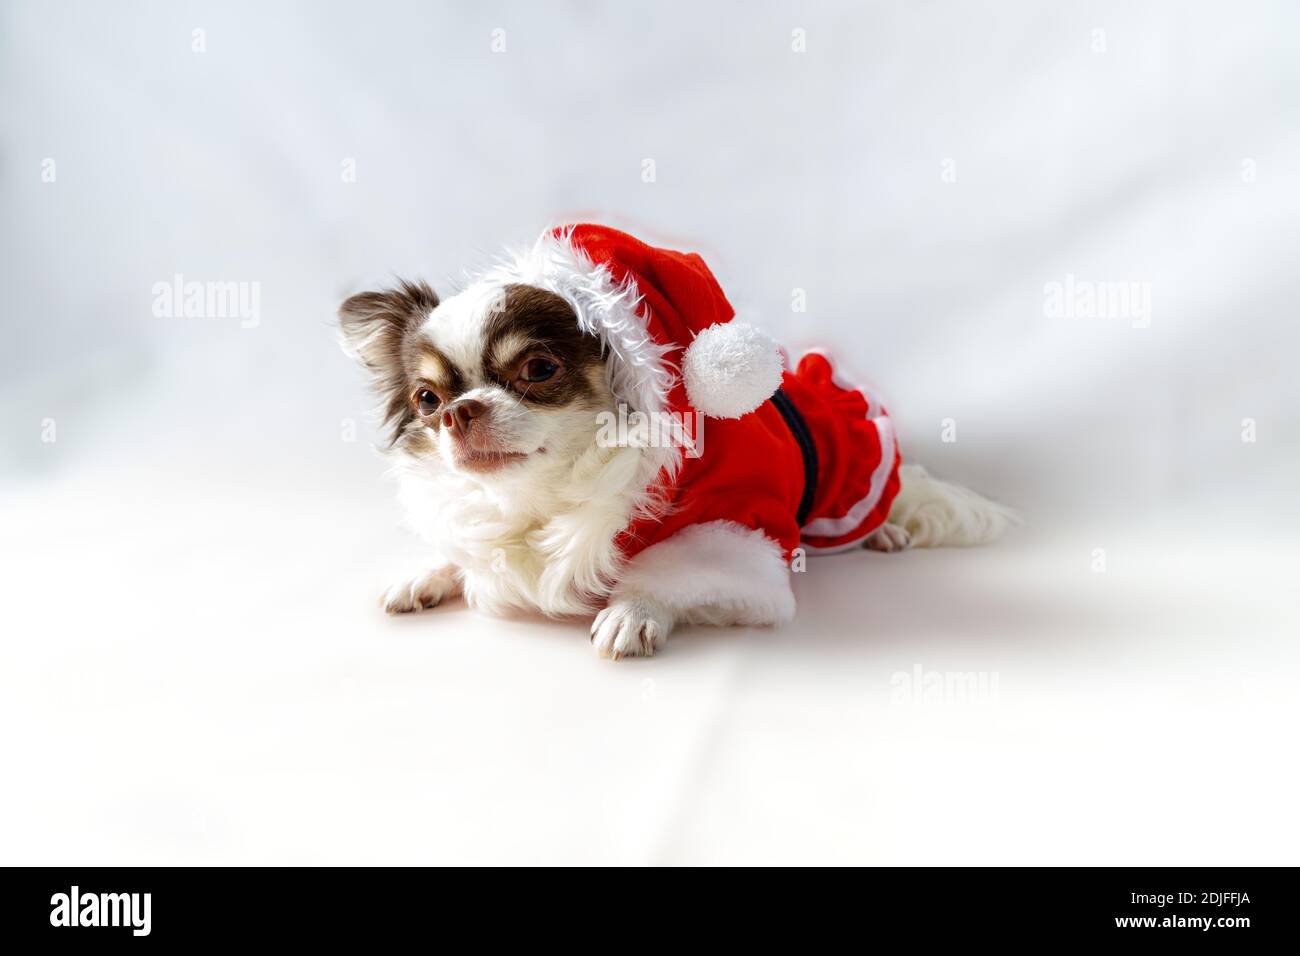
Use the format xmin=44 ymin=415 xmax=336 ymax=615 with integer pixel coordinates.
xmin=339 ymin=224 xmax=1014 ymax=658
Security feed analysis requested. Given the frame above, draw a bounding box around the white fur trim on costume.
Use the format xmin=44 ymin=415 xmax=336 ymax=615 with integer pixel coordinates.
xmin=612 ymin=520 xmax=795 ymax=627
xmin=682 ymin=321 xmax=784 ymax=419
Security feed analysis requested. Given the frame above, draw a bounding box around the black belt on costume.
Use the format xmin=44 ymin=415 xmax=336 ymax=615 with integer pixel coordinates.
xmin=768 ymin=388 xmax=818 ymax=526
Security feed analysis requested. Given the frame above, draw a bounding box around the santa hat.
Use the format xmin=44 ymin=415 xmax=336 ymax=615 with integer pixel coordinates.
xmin=485 ymin=224 xmax=784 ymax=421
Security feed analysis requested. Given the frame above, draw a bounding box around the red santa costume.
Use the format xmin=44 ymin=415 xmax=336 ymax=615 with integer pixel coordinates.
xmin=533 ymin=224 xmax=902 ymax=562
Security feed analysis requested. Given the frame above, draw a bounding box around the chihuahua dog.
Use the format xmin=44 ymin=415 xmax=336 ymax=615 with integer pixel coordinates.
xmin=339 ymin=225 xmax=1014 ymax=658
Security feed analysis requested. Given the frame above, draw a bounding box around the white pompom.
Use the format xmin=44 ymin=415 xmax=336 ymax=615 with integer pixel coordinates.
xmin=682 ymin=321 xmax=784 ymax=419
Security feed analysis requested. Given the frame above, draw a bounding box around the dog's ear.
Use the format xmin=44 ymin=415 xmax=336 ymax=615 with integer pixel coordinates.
xmin=338 ymin=279 xmax=439 ymax=378
xmin=339 ymin=280 xmax=439 ymax=445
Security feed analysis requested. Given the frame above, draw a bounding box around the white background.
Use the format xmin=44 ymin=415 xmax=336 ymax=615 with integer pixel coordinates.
xmin=2 ymin=0 xmax=1297 ymax=864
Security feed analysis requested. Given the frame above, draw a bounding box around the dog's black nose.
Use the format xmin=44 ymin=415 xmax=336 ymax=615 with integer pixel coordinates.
xmin=442 ymin=399 xmax=487 ymax=437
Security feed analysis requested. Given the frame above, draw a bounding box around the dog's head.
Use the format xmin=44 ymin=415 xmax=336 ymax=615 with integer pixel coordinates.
xmin=339 ymin=279 xmax=611 ymax=481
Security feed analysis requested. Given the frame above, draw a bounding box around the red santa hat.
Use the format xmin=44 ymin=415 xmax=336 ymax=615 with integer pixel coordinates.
xmin=485 ymin=224 xmax=784 ymax=421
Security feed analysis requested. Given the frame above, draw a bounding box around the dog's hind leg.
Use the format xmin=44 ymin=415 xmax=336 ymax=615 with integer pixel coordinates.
xmin=863 ymin=523 xmax=912 ymax=553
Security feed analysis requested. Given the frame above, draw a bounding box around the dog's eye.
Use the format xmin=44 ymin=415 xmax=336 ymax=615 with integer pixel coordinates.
xmin=522 ymin=358 xmax=559 ymax=383
xmin=415 ymin=389 xmax=440 ymax=416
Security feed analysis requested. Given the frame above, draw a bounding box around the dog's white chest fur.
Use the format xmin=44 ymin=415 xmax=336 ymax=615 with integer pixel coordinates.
xmin=395 ymin=441 xmax=657 ymax=617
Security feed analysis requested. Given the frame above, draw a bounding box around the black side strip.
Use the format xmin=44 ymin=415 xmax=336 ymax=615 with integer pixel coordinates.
xmin=769 ymin=388 xmax=819 ymax=526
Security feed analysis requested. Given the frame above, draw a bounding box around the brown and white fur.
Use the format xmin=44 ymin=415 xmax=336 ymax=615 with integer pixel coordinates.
xmin=339 ymin=239 xmax=1015 ymax=659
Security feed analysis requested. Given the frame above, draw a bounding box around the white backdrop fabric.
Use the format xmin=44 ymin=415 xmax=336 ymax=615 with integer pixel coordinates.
xmin=2 ymin=1 xmax=1297 ymax=864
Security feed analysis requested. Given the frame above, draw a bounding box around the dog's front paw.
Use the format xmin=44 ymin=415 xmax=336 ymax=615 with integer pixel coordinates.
xmin=381 ymin=566 xmax=460 ymax=615
xmin=590 ymin=597 xmax=674 ymax=660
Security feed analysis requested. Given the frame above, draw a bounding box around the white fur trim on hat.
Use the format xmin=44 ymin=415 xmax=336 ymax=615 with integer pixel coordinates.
xmin=683 ymin=321 xmax=784 ymax=419
xmin=485 ymin=228 xmax=673 ymax=420
xmin=482 ymin=229 xmax=684 ymax=498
